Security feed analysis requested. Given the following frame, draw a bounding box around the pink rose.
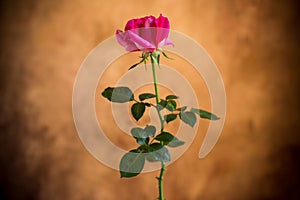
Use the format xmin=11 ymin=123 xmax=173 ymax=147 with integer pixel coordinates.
xmin=116 ymin=14 xmax=174 ymax=52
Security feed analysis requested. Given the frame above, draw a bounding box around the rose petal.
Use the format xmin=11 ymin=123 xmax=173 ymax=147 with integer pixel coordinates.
xmin=156 ymin=14 xmax=170 ymax=29
xmin=127 ymin=30 xmax=156 ymax=52
xmin=125 ymin=19 xmax=136 ymax=31
xmin=156 ymin=27 xmax=170 ymax=47
xmin=116 ymin=30 xmax=139 ymax=52
xmin=158 ymin=37 xmax=174 ymax=49
xmin=135 ymin=18 xmax=146 ymax=28
xmin=144 ymin=16 xmax=156 ymax=28
xmin=156 ymin=14 xmax=171 ymax=47
xmin=116 ymin=14 xmax=173 ymax=52
xmin=139 ymin=27 xmax=156 ymax=48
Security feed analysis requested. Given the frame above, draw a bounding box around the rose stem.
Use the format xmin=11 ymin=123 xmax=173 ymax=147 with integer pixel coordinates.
xmin=150 ymin=51 xmax=165 ymax=200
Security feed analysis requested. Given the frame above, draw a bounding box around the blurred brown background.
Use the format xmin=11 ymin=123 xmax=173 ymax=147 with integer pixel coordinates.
xmin=0 ymin=0 xmax=299 ymax=199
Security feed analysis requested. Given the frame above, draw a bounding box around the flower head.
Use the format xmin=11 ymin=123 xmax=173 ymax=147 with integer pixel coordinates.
xmin=116 ymin=14 xmax=174 ymax=52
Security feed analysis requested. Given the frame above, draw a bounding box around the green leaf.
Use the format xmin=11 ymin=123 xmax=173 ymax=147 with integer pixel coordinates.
xmin=161 ymin=51 xmax=173 ymax=60
xmin=144 ymin=103 xmax=151 ymax=107
xmin=157 ymin=100 xmax=167 ymax=111
xmin=164 ymin=114 xmax=177 ymax=123
xmin=166 ymin=95 xmax=178 ymax=100
xmin=167 ymin=138 xmax=185 ymax=148
xmin=155 ymin=132 xmax=185 ymax=147
xmin=131 ymin=103 xmax=146 ymax=121
xmin=101 ymin=87 xmax=134 ymax=103
xmin=180 ymin=111 xmax=197 ymax=127
xmin=191 ymin=108 xmax=220 ymax=120
xmin=131 ymin=125 xmax=156 ymax=144
xmin=120 ymin=149 xmax=145 ymax=178
xmin=128 ymin=63 xmax=140 ymax=70
xmin=135 ymin=137 xmax=149 ymax=145
xmin=139 ymin=93 xmax=156 ymax=101
xmin=144 ymin=125 xmax=156 ymax=137
xmin=150 ymin=54 xmax=158 ymax=65
xmin=154 ymin=132 xmax=174 ymax=144
xmin=142 ymin=52 xmax=150 ymax=59
xmin=128 ymin=59 xmax=144 ymax=70
xmin=143 ymin=59 xmax=147 ymax=69
xmin=166 ymin=100 xmax=177 ymax=112
xmin=131 ymin=127 xmax=147 ymax=138
xmin=137 ymin=145 xmax=148 ymax=152
xmin=176 ymin=106 xmax=187 ymax=112
xmin=146 ymin=143 xmax=170 ymax=162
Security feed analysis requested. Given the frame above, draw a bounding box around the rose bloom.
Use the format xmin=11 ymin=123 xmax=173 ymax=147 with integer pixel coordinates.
xmin=116 ymin=14 xmax=174 ymax=52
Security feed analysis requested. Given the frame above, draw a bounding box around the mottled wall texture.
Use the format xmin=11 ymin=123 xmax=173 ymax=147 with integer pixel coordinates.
xmin=0 ymin=0 xmax=299 ymax=199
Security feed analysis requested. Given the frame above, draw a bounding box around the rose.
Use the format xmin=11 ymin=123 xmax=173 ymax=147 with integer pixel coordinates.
xmin=102 ymin=13 xmax=221 ymax=200
xmin=116 ymin=14 xmax=174 ymax=52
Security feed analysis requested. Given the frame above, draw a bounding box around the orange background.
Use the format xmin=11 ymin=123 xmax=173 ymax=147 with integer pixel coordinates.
xmin=0 ymin=0 xmax=299 ymax=199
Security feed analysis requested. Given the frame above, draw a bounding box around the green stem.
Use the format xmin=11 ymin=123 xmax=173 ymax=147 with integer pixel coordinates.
xmin=151 ymin=52 xmax=165 ymax=200
xmin=158 ymin=162 xmax=165 ymax=200
xmin=151 ymin=55 xmax=164 ymax=131
xmin=151 ymin=58 xmax=160 ymax=104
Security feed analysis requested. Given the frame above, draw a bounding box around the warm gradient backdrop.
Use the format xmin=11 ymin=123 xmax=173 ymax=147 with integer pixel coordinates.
xmin=0 ymin=0 xmax=299 ymax=199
